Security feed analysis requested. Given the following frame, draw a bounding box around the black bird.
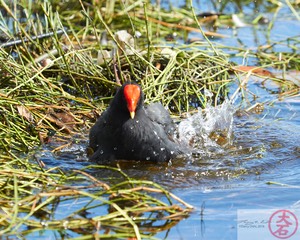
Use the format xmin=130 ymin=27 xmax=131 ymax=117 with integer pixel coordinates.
xmin=89 ymin=83 xmax=183 ymax=163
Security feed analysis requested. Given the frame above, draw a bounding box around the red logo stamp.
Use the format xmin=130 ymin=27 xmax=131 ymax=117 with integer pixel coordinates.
xmin=268 ymin=209 xmax=298 ymax=239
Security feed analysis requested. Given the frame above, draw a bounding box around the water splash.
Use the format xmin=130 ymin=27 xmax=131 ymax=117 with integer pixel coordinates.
xmin=177 ymin=100 xmax=235 ymax=151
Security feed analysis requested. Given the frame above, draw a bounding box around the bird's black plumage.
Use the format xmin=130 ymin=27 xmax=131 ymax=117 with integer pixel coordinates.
xmin=89 ymin=83 xmax=183 ymax=163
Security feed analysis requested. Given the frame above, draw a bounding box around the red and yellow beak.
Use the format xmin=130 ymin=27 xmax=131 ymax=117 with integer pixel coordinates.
xmin=124 ymin=84 xmax=141 ymax=119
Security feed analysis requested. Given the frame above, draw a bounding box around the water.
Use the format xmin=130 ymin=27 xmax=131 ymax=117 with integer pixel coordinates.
xmin=34 ymin=77 xmax=300 ymax=239
xmin=33 ymin=2 xmax=300 ymax=239
xmin=177 ymin=100 xmax=235 ymax=150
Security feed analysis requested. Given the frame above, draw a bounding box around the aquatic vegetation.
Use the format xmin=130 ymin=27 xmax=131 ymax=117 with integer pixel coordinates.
xmin=0 ymin=0 xmax=299 ymax=238
xmin=0 ymin=161 xmax=192 ymax=238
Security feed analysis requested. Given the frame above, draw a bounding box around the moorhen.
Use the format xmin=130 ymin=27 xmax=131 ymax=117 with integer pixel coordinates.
xmin=89 ymin=83 xmax=183 ymax=163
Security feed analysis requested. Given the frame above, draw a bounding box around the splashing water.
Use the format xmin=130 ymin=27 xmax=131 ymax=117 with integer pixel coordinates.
xmin=177 ymin=100 xmax=235 ymax=151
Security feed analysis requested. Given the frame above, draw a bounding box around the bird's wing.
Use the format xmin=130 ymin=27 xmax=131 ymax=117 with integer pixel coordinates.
xmin=145 ymin=102 xmax=176 ymax=137
xmin=88 ymin=110 xmax=111 ymax=150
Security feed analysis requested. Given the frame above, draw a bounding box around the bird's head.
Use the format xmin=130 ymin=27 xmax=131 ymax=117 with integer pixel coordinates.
xmin=123 ymin=84 xmax=141 ymax=119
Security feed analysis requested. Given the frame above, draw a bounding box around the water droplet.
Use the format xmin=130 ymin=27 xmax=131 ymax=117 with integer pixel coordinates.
xmin=100 ymin=150 xmax=104 ymax=154
xmin=130 ymin=126 xmax=134 ymax=130
xmin=113 ymin=147 xmax=117 ymax=151
xmin=131 ymin=149 xmax=134 ymax=152
xmin=170 ymin=151 xmax=174 ymax=154
xmin=136 ymin=120 xmax=139 ymax=123
xmin=153 ymin=130 xmax=157 ymax=135
xmin=177 ymin=100 xmax=234 ymax=149
xmin=146 ymin=157 xmax=151 ymax=161
xmin=160 ymin=148 xmax=165 ymax=151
